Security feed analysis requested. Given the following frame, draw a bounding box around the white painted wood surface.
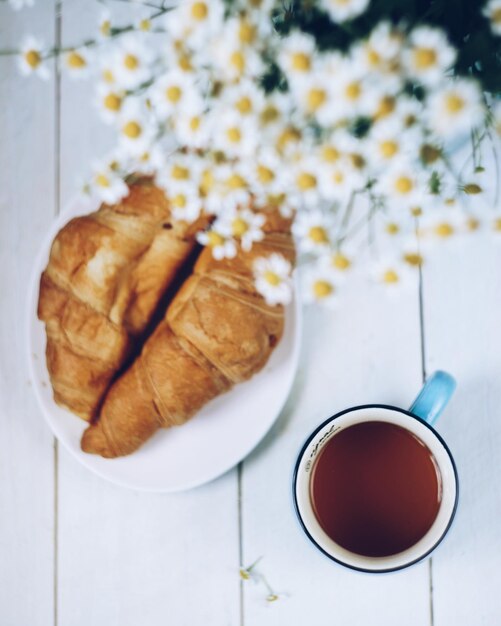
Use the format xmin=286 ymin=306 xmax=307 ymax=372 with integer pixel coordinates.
xmin=1 ymin=3 xmax=501 ymax=626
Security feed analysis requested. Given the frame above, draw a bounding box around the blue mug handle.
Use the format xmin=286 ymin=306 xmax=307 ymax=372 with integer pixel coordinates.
xmin=409 ymin=370 xmax=456 ymax=426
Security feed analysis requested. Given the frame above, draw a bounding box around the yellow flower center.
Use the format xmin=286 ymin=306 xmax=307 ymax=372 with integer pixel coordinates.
xmin=385 ymin=222 xmax=400 ymax=235
xmin=395 ymin=176 xmax=414 ymax=194
xmin=100 ymin=20 xmax=111 ymax=37
xmin=332 ymin=253 xmax=351 ymax=270
xmin=189 ymin=116 xmax=201 ymax=131
xmin=420 ymin=144 xmax=441 ymax=164
xmin=226 ymin=127 xmax=241 ymax=143
xmin=172 ymin=194 xmax=187 ymax=209
xmin=208 ymin=231 xmax=225 ymax=247
xmin=367 ymin=47 xmax=381 ymax=67
xmin=291 ymin=52 xmax=311 ymax=71
xmin=236 ymin=96 xmax=252 ymax=114
xmin=307 ymin=88 xmax=326 ymax=111
xmin=24 ymin=49 xmax=41 ymax=69
xmin=445 ymin=93 xmax=465 ymax=114
xmin=139 ymin=19 xmax=151 ymax=31
xmin=345 ymin=82 xmax=361 ymax=101
xmin=239 ymin=21 xmax=256 ymax=44
xmin=383 ymin=269 xmax=399 ymax=283
xmin=124 ymin=54 xmax=139 ymax=70
xmin=332 ymin=170 xmax=345 ymax=184
xmin=403 ymin=252 xmax=423 ymax=267
xmin=351 ymin=153 xmax=365 ymax=169
xmin=232 ymin=218 xmax=249 ymax=236
xmin=257 ymin=165 xmax=275 ymax=184
xmin=200 ymin=169 xmax=214 ymax=195
xmin=375 ymin=96 xmax=396 ymax=120
xmin=166 ymin=85 xmax=182 ymax=103
xmin=261 ymin=104 xmax=279 ymax=124
xmin=122 ymin=121 xmax=142 ymax=138
xmin=322 ymin=146 xmax=341 ymax=162
xmin=67 ymin=51 xmax=86 ymax=68
xmin=102 ymin=69 xmax=114 ymax=83
xmin=278 ymin=127 xmax=301 ymax=149
xmin=493 ymin=218 xmax=501 ymax=231
xmin=467 ymin=217 xmax=480 ymax=231
xmin=171 ymin=165 xmax=189 ymax=180
xmin=191 ymin=2 xmax=208 ymax=20
xmin=411 ymin=206 xmax=423 ymax=217
xmin=264 ymin=271 xmax=281 ymax=286
xmin=297 ymin=172 xmax=317 ymax=190
xmin=308 ymin=226 xmax=329 ymax=244
xmin=313 ymin=280 xmax=334 ymax=298
xmin=179 ymin=54 xmax=193 ymax=72
xmin=230 ymin=51 xmax=245 ymax=73
xmin=96 ymin=174 xmax=110 ymax=188
xmin=380 ymin=140 xmax=398 ymax=158
xmin=227 ymin=173 xmax=246 ymax=189
xmin=435 ymin=223 xmax=454 ymax=237
xmin=413 ymin=47 xmax=437 ymax=69
xmin=493 ymin=7 xmax=501 ymax=23
xmin=104 ymin=93 xmax=121 ymax=111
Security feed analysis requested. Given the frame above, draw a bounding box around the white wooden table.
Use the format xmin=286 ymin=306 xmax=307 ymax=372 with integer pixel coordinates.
xmin=2 ymin=3 xmax=501 ymax=625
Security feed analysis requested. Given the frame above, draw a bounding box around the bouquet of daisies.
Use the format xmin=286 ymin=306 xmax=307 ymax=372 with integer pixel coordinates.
xmin=8 ymin=0 xmax=501 ymax=306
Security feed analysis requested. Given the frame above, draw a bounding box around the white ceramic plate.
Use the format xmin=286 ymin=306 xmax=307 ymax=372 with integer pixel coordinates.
xmin=27 ymin=196 xmax=301 ymax=492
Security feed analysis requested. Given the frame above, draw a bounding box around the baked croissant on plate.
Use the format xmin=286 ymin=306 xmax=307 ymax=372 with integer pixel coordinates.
xmin=81 ymin=210 xmax=294 ymax=458
xmin=37 ymin=179 xmax=203 ymax=421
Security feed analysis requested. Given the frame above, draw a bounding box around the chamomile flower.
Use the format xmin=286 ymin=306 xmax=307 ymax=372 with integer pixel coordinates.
xmin=129 ymin=145 xmax=166 ymax=176
xmin=217 ymin=163 xmax=251 ymax=209
xmin=320 ymin=246 xmax=356 ymax=273
xmin=173 ymin=106 xmax=210 ymax=149
xmin=253 ymin=254 xmax=293 ymax=306
xmin=63 ymin=47 xmax=93 ymax=79
xmin=113 ymin=35 xmax=154 ymax=90
xmin=98 ymin=9 xmax=112 ymax=39
xmin=366 ymin=118 xmax=418 ymax=170
xmin=353 ymin=22 xmax=402 ymax=73
xmin=164 ymin=184 xmax=203 ymax=223
xmin=213 ymin=111 xmax=258 ymax=158
xmin=278 ymin=32 xmax=316 ymax=78
xmin=371 ymin=256 xmax=413 ymax=290
xmin=426 ymin=79 xmax=485 ymax=139
xmin=164 ymin=0 xmax=224 ymax=49
xmin=211 ymin=37 xmax=264 ymax=81
xmin=197 ymin=228 xmax=237 ymax=260
xmin=302 ymin=261 xmax=339 ymax=308
xmin=157 ymin=153 xmax=203 ymax=193
xmin=377 ymin=162 xmax=425 ymax=210
xmin=217 ymin=207 xmax=265 ymax=252
xmin=318 ymin=0 xmax=370 ymax=23
xmin=88 ymin=159 xmax=129 ymax=205
xmin=247 ymin=148 xmax=287 ymax=201
xmin=292 ymin=70 xmax=334 ymax=125
xmin=319 ymin=157 xmax=365 ymax=203
xmin=95 ymin=84 xmax=125 ymax=124
xmin=402 ymin=27 xmax=456 ymax=86
xmin=18 ymin=36 xmax=49 ymax=79
xmin=222 ymin=80 xmax=265 ymax=120
xmin=150 ymin=70 xmax=201 ymax=122
xmin=483 ymin=0 xmax=501 ymax=36
xmin=117 ymin=100 xmax=154 ymax=156
xmin=291 ymin=157 xmax=323 ymax=207
xmin=292 ymin=209 xmax=335 ymax=255
xmin=419 ymin=206 xmax=464 ymax=240
xmin=327 ymin=62 xmax=372 ymax=121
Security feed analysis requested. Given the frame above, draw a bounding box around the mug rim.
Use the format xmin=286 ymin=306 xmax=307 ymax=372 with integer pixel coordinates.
xmin=292 ymin=403 xmax=459 ymax=574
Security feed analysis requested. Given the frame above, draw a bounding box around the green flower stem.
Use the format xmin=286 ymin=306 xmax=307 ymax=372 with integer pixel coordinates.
xmin=0 ymin=4 xmax=171 ymax=58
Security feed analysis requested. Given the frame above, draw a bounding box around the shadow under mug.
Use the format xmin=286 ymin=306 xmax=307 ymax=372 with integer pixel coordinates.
xmin=293 ymin=371 xmax=459 ymax=573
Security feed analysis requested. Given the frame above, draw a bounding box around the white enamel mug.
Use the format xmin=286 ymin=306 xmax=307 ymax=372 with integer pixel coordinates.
xmin=293 ymin=371 xmax=459 ymax=573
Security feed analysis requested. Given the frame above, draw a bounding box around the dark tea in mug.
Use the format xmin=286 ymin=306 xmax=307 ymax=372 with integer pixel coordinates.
xmin=310 ymin=421 xmax=442 ymax=557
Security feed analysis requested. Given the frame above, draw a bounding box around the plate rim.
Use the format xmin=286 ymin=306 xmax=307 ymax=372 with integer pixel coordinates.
xmin=26 ymin=196 xmax=302 ymax=492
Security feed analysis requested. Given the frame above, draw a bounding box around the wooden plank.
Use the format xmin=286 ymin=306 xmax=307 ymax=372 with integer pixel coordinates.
xmin=241 ymin=271 xmax=432 ymax=625
xmin=0 ymin=4 xmax=56 ymax=626
xmin=56 ymin=3 xmax=240 ymax=625
xmin=422 ymin=230 xmax=501 ymax=625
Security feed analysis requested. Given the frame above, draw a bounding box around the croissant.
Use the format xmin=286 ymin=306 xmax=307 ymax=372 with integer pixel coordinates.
xmin=81 ymin=210 xmax=294 ymax=457
xmin=37 ymin=179 xmax=202 ymax=421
